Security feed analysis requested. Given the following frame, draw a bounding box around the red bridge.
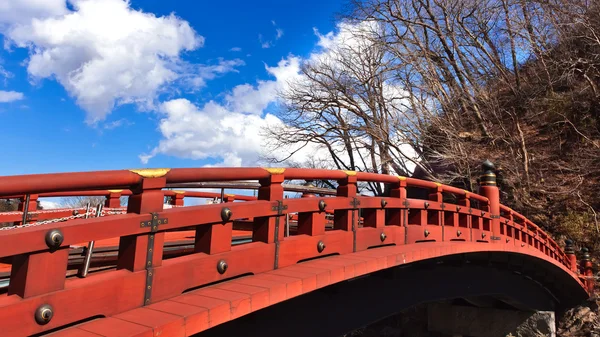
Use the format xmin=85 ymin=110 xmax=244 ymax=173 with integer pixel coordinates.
xmin=0 ymin=162 xmax=593 ymax=336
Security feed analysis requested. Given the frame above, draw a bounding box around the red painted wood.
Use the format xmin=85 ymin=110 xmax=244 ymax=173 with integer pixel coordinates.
xmin=253 ymin=174 xmax=284 ymax=243
xmin=78 ymin=317 xmax=153 ymax=337
xmin=195 ymin=223 xmax=232 ymax=254
xmin=146 ymin=300 xmax=209 ymax=336
xmin=0 ymin=167 xmax=588 ymax=336
xmin=8 ymin=248 xmax=69 ymax=298
xmin=169 ymin=294 xmax=231 ymax=327
xmin=114 ymin=307 xmax=185 ymax=337
xmin=334 ymin=175 xmax=357 ymax=231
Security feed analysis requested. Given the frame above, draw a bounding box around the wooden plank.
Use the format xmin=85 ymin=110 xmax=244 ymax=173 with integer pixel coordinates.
xmin=146 ymin=300 xmax=209 ymax=337
xmin=212 ymin=283 xmax=270 ymax=312
xmin=78 ymin=317 xmax=153 ymax=337
xmin=114 ymin=307 xmax=184 ymax=337
xmin=187 ymin=288 xmax=251 ymax=319
xmin=169 ymin=294 xmax=231 ymax=328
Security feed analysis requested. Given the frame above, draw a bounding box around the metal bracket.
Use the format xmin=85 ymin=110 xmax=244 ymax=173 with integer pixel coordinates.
xmin=440 ymin=203 xmax=446 ymax=210
xmin=402 ymin=200 xmax=410 ymax=208
xmin=26 ymin=213 xmax=38 ymax=221
xmin=350 ymin=198 xmax=361 ymax=209
xmin=491 ymin=236 xmax=501 ymax=241
xmin=140 ymin=213 xmax=168 ymax=230
xmin=272 ymin=201 xmax=286 ymax=269
xmin=142 ymin=212 xmax=165 ymax=306
xmin=491 ymin=214 xmax=501 ymax=219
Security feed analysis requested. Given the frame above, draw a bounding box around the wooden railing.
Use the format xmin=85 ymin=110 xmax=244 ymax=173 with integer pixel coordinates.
xmin=0 ymin=165 xmax=586 ymax=336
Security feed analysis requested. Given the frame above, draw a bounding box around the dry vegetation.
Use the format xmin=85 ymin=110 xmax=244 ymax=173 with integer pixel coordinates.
xmin=268 ymin=0 xmax=600 ymax=259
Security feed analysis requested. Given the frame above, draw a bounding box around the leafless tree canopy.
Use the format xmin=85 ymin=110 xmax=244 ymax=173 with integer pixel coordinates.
xmin=266 ymin=0 xmax=600 ymax=249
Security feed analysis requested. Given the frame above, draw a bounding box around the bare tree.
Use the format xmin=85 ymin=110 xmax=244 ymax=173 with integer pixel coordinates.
xmin=60 ymin=196 xmax=107 ymax=208
xmin=264 ymin=22 xmax=425 ymax=195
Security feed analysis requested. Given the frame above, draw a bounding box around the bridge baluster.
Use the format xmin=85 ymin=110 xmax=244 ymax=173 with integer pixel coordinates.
xmin=105 ymin=190 xmax=122 ymax=208
xmin=581 ymin=248 xmax=595 ymax=292
xmin=385 ymin=179 xmax=406 ymax=229
xmin=478 ymin=160 xmax=501 ymax=242
xmin=117 ymin=175 xmax=166 ymax=272
xmin=565 ymin=240 xmax=578 ymax=273
xmin=171 ymin=191 xmax=185 ymax=206
xmin=297 ymin=189 xmax=326 ymax=236
xmin=223 ymin=194 xmax=236 ymax=203
xmin=334 ymin=173 xmax=357 ymax=232
xmin=8 ymin=240 xmax=69 ymax=298
xmin=253 ymin=173 xmax=285 ymax=243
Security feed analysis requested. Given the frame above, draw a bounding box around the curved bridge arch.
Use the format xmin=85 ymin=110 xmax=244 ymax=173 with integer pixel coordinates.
xmin=0 ymin=166 xmax=590 ymax=336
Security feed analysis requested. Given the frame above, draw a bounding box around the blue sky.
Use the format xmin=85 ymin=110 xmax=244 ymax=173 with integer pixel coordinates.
xmin=0 ymin=0 xmax=345 ymax=176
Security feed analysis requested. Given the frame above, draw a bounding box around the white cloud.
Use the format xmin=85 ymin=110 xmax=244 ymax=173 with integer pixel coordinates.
xmin=0 ymin=0 xmax=67 ymax=26
xmin=39 ymin=200 xmax=60 ymax=209
xmin=1 ymin=0 xmax=212 ymax=123
xmin=229 ymin=47 xmax=242 ymax=52
xmin=142 ymin=22 xmax=417 ymax=174
xmin=139 ymin=98 xmax=283 ymax=166
xmin=184 ymin=58 xmax=245 ymax=89
xmin=259 ymin=20 xmax=284 ymax=49
xmin=140 ymin=57 xmax=302 ymax=165
xmin=0 ymin=90 xmax=24 ymax=102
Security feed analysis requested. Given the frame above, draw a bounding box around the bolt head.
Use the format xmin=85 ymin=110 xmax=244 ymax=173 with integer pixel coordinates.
xmin=380 ymin=232 xmax=387 ymax=242
xmin=45 ymin=229 xmax=64 ymax=250
xmin=318 ymin=200 xmax=327 ymax=212
xmin=424 ymin=230 xmax=430 ymax=237
xmin=317 ymin=241 xmax=326 ymax=253
xmin=457 ymin=230 xmax=461 ymax=237
xmin=381 ymin=199 xmax=387 ymax=208
xmin=217 ymin=260 xmax=228 ymax=274
xmin=35 ymin=304 xmax=53 ymax=325
xmin=220 ymin=207 xmax=232 ymax=222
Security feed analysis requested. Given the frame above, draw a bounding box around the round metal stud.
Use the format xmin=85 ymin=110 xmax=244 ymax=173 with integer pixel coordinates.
xmin=457 ymin=230 xmax=461 ymax=237
xmin=521 ymin=243 xmax=525 ymax=247
xmin=35 ymin=304 xmax=53 ymax=325
xmin=424 ymin=230 xmax=430 ymax=237
xmin=72 ymin=210 xmax=79 ymax=216
xmin=381 ymin=199 xmax=387 ymax=208
xmin=220 ymin=207 xmax=232 ymax=222
xmin=380 ymin=232 xmax=387 ymax=242
xmin=317 ymin=241 xmax=326 ymax=253
xmin=217 ymin=260 xmax=228 ymax=274
xmin=424 ymin=202 xmax=430 ymax=209
xmin=45 ymin=229 xmax=64 ymax=250
xmin=506 ymin=238 xmax=510 ymax=243
xmin=318 ymin=200 xmax=327 ymax=212
xmin=481 ymin=233 xmax=486 ymax=239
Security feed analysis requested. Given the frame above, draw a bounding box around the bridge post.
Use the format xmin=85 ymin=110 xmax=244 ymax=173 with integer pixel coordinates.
xmin=565 ymin=240 xmax=578 ymax=273
xmin=581 ymin=248 xmax=595 ymax=293
xmin=297 ymin=184 xmax=326 ymax=236
xmin=478 ymin=160 xmax=501 ymax=242
xmin=172 ymin=191 xmax=185 ymax=206
xmin=334 ymin=173 xmax=357 ymax=232
xmin=253 ymin=173 xmax=285 ymax=243
xmin=117 ymin=176 xmax=166 ymax=272
xmin=385 ymin=178 xmax=406 ymax=228
xmin=105 ymin=190 xmax=122 ymax=208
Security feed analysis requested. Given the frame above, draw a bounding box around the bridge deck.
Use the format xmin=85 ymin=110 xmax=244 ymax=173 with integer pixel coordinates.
xmin=46 ymin=241 xmax=576 ymax=337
